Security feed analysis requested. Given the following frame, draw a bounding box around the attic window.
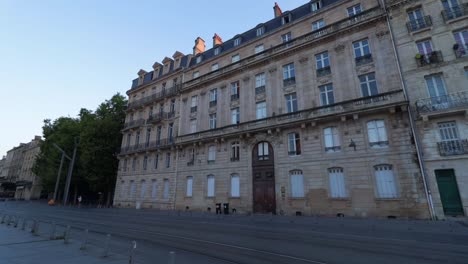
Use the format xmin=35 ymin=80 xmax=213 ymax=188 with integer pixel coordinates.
xmin=311 ymin=0 xmax=322 ymax=12
xmin=214 ymin=47 xmax=221 ymax=56
xmin=282 ymin=14 xmax=292 ymax=25
xmin=196 ymin=56 xmax=202 ymax=64
xmin=234 ymin=37 xmax=241 ymax=47
xmin=256 ymin=27 xmax=265 ymax=37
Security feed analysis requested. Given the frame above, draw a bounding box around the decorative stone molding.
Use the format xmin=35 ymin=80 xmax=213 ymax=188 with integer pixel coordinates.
xmin=255 ymin=93 xmax=266 ymax=101
xmin=182 ymin=97 xmax=188 ymax=102
xmin=242 ymin=76 xmax=250 ymax=82
xmin=208 ymin=107 xmax=217 ymax=114
xmin=230 ymin=100 xmax=240 ymax=108
xmin=268 ymin=67 xmax=277 ymax=73
xmin=200 ymin=91 xmax=207 ymax=96
xmin=299 ymin=57 xmax=309 ymax=64
xmin=334 ymin=43 xmax=345 ymax=53
xmin=282 ymin=85 xmax=296 ymax=94
xmin=356 ymin=64 xmax=375 ymax=75
xmin=318 ymin=76 xmax=332 ymax=84
xmin=376 ymin=30 xmax=390 ymax=39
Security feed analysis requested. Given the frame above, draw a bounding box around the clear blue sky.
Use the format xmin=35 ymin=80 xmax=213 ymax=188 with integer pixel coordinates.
xmin=0 ymin=0 xmax=306 ymax=157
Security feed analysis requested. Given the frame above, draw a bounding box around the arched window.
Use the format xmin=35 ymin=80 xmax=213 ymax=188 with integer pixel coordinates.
xmin=207 ymin=175 xmax=215 ymax=197
xmin=163 ymin=179 xmax=170 ymax=200
xmin=374 ymin=164 xmax=398 ymax=198
xmin=290 ymin=170 xmax=304 ymax=198
xmin=257 ymin=142 xmax=269 ymax=160
xmin=140 ymin=180 xmax=147 ymax=199
xmin=129 ymin=181 xmax=136 ymax=199
xmin=186 ymin=176 xmax=193 ymax=197
xmin=231 ymin=141 xmax=240 ymax=161
xmin=328 ymin=167 xmax=346 ymax=198
xmin=231 ymin=174 xmax=240 ymax=197
xmin=151 ymin=179 xmax=157 ymax=199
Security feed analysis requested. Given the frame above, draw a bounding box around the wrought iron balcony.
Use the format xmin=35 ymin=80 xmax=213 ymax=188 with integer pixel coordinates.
xmin=316 ymin=66 xmax=331 ymax=77
xmin=190 ymin=106 xmax=198 ymax=113
xmin=122 ymin=119 xmax=145 ymax=130
xmin=147 ymin=112 xmax=175 ymax=124
xmin=453 ymin=43 xmax=468 ymax=58
xmin=255 ymin=86 xmax=266 ymax=95
xmin=355 ymin=54 xmax=373 ymax=66
xmin=209 ymin=100 xmax=217 ymax=108
xmin=406 ymin=16 xmax=432 ymax=33
xmin=231 ymin=94 xmax=240 ymax=101
xmin=437 ymin=139 xmax=468 ymax=156
xmin=187 ymin=160 xmax=194 ymax=166
xmin=283 ymin=77 xmax=296 ymax=86
xmin=178 ymin=90 xmax=405 ymax=145
xmin=230 ymin=157 xmax=240 ymax=162
xmin=118 ymin=138 xmax=175 ymax=155
xmin=442 ymin=4 xmax=468 ymax=22
xmin=127 ymin=84 xmax=181 ymax=111
xmin=415 ymin=51 xmax=443 ymax=67
xmin=415 ymin=91 xmax=468 ymax=116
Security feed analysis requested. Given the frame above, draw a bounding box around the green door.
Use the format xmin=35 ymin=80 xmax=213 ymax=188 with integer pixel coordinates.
xmin=435 ymin=169 xmax=464 ymax=216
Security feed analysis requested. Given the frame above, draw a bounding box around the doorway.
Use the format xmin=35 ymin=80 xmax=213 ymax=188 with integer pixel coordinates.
xmin=435 ymin=169 xmax=464 ymax=216
xmin=252 ymin=141 xmax=276 ymax=214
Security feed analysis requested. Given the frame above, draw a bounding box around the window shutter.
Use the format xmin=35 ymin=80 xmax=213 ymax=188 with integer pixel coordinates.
xmin=163 ymin=179 xmax=169 ymax=200
xmin=375 ymin=165 xmax=397 ymax=198
xmin=186 ymin=177 xmax=193 ymax=197
xmin=367 ymin=121 xmax=378 ymax=143
xmin=376 ymin=120 xmax=387 ymax=142
xmin=324 ymin=127 xmax=333 ymax=147
xmin=151 ymin=180 xmax=157 ymax=199
xmin=140 ymin=181 xmax=146 ymax=199
xmin=290 ymin=171 xmax=304 ymax=197
xmin=332 ymin=128 xmax=340 ymax=147
xmin=207 ymin=176 xmax=215 ymax=197
xmin=231 ymin=175 xmax=240 ymax=197
xmin=329 ymin=168 xmax=346 ymax=198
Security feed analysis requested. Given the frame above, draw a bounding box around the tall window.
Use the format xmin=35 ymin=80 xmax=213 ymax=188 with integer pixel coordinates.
xmin=407 ymin=9 xmax=425 ymax=31
xmin=163 ymin=179 xmax=170 ymax=200
xmin=145 ymin=128 xmax=151 ymax=147
xmin=315 ymin=52 xmax=329 ymax=69
xmin=231 ymin=81 xmax=240 ymax=100
xmin=347 ymin=4 xmax=362 ymax=16
xmin=319 ymin=84 xmax=334 ymax=106
xmin=282 ymin=32 xmax=292 ymax=43
xmin=231 ymin=141 xmax=240 ymax=161
xmin=367 ymin=120 xmax=388 ymax=147
xmin=255 ymin=73 xmax=266 ymax=88
xmin=283 ymin=63 xmax=295 ymax=83
xmin=257 ymin=142 xmax=269 ymax=160
xmin=209 ymin=113 xmax=217 ymax=129
xmin=120 ymin=181 xmax=125 ymax=198
xmin=353 ymin=39 xmax=371 ymax=58
xmin=231 ymin=108 xmax=240 ymax=124
xmin=170 ymin=99 xmax=176 ymax=113
xmin=151 ymin=180 xmax=157 ymax=199
xmin=191 ymin=95 xmax=198 ymax=112
xmin=129 ymin=181 xmax=136 ymax=199
xmin=328 ymin=168 xmax=346 ymax=198
xmin=154 ymin=154 xmax=159 ymax=169
xmin=190 ymin=119 xmax=197 ymax=133
xmin=168 ymin=123 xmax=174 ymax=143
xmin=132 ymin=157 xmax=137 ymax=171
xmin=425 ymin=75 xmax=447 ymax=99
xmin=140 ymin=180 xmax=147 ymax=199
xmin=143 ymin=156 xmax=148 ymax=170
xmin=126 ymin=134 xmax=131 ymax=147
xmin=256 ymin=101 xmax=267 ymax=119
xmin=312 ymin=19 xmax=325 ymax=31
xmin=374 ymin=165 xmax=398 ymax=198
xmin=453 ymin=30 xmax=468 ymax=57
xmin=232 ymin=54 xmax=240 ymax=63
xmin=290 ymin=170 xmax=304 ymax=198
xmin=209 ymin=88 xmax=217 ymax=104
xmin=438 ymin=121 xmax=459 ymax=141
xmin=123 ymin=159 xmax=128 ymax=172
xmin=208 ymin=145 xmax=216 ymax=162
xmin=255 ymin=44 xmax=264 ymax=54
xmin=207 ymin=175 xmax=215 ymax=197
xmin=165 ymin=152 xmax=171 ymax=168
xmin=156 ymin=126 xmax=162 ymax=144
xmin=135 ymin=131 xmax=140 ymax=146
xmin=324 ymin=127 xmax=341 ymax=152
xmin=148 ymin=107 xmax=153 ymax=118
xmin=288 ymin=132 xmax=301 ymax=156
xmin=186 ymin=176 xmax=193 ymax=197
xmin=359 ymin=73 xmax=378 ymax=97
xmin=196 ymin=56 xmax=202 ymax=64
xmin=281 ymin=14 xmax=291 ymax=25
xmin=231 ymin=174 xmax=240 ymax=197
xmin=311 ymin=0 xmax=321 ymax=11
xmin=285 ymin=93 xmax=298 ymax=113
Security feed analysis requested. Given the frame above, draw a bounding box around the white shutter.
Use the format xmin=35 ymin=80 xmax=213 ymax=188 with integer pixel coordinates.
xmin=375 ymin=165 xmax=397 ymax=198
xmin=332 ymin=127 xmax=340 ymax=147
xmin=376 ymin=120 xmax=387 ymax=142
xmin=186 ymin=177 xmax=193 ymax=197
xmin=151 ymin=180 xmax=157 ymax=199
xmin=324 ymin=127 xmax=333 ymax=148
xmin=329 ymin=168 xmax=346 ymax=198
xmin=207 ymin=175 xmax=215 ymax=197
xmin=290 ymin=171 xmax=304 ymax=198
xmin=367 ymin=121 xmax=378 ymax=143
xmin=140 ymin=180 xmax=147 ymax=199
xmin=231 ymin=175 xmax=240 ymax=197
xmin=163 ymin=179 xmax=169 ymax=200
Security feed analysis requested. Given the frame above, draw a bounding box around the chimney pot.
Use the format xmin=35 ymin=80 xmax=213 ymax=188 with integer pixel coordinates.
xmin=273 ymin=2 xmax=283 ymax=18
xmin=193 ymin=37 xmax=206 ymax=55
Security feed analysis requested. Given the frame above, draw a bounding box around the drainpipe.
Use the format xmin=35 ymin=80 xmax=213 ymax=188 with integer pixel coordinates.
xmin=379 ymin=0 xmax=436 ymax=219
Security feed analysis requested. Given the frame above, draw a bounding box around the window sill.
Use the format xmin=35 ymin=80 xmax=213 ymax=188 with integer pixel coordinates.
xmin=229 ymin=196 xmax=241 ymax=199
xmin=375 ymin=198 xmax=401 ymax=201
xmin=205 ymin=196 xmax=215 ymax=199
xmin=289 ymin=197 xmax=306 ymax=200
xmin=328 ymin=197 xmax=350 ymax=201
xmin=409 ymin=26 xmax=431 ymax=36
xmin=184 ymin=196 xmax=193 ymax=199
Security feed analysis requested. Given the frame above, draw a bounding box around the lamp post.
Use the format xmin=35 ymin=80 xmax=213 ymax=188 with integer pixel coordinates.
xmin=63 ymin=137 xmax=79 ymax=206
xmin=52 ymin=143 xmax=72 ymax=202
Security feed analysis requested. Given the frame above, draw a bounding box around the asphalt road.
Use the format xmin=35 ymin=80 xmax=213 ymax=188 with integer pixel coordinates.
xmin=1 ymin=201 xmax=468 ymax=264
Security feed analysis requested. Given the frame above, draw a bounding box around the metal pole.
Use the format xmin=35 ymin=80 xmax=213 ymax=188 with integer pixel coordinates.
xmin=53 ymin=154 xmax=65 ymax=201
xmin=129 ymin=241 xmax=137 ymax=264
xmin=168 ymin=251 xmax=176 ymax=264
xmin=63 ymin=138 xmax=78 ymax=206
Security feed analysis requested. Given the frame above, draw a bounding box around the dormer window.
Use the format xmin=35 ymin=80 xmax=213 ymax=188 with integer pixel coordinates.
xmin=196 ymin=56 xmax=202 ymax=64
xmin=311 ymin=0 xmax=322 ymax=12
xmin=256 ymin=27 xmax=265 ymax=37
xmin=234 ymin=37 xmax=241 ymax=47
xmin=281 ymin=13 xmax=292 ymax=25
xmin=214 ymin=47 xmax=221 ymax=56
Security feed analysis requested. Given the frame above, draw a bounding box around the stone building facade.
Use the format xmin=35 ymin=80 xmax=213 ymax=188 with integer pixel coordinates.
xmin=114 ymin=0 xmax=432 ymax=218
xmin=385 ymin=0 xmax=468 ymax=218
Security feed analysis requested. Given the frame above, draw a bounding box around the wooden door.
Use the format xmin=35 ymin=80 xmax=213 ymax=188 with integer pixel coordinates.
xmin=252 ymin=142 xmax=276 ymax=214
xmin=436 ymin=169 xmax=464 ymax=216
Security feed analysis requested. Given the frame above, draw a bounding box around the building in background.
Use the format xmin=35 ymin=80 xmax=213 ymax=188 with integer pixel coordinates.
xmin=114 ymin=0 xmax=434 ymax=219
xmin=385 ymin=0 xmax=468 ymax=218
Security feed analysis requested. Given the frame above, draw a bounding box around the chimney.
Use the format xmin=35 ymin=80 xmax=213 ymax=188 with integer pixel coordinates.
xmin=193 ymin=37 xmax=206 ymax=55
xmin=273 ymin=2 xmax=282 ymax=18
xmin=213 ymin=33 xmax=223 ymax=47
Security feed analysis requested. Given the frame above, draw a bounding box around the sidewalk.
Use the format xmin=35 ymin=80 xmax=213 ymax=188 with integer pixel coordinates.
xmin=0 ymin=224 xmax=127 ymax=264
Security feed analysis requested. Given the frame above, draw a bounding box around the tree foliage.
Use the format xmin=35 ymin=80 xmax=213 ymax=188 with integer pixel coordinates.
xmin=33 ymin=93 xmax=127 ymax=205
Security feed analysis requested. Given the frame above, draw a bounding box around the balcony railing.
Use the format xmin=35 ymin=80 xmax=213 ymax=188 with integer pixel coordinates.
xmin=127 ymin=84 xmax=181 ymax=111
xmin=122 ymin=119 xmax=145 ymax=130
xmin=437 ymin=139 xmax=468 ymax=156
xmin=118 ymin=138 xmax=175 ymax=155
xmin=182 ymin=7 xmax=384 ymax=92
xmin=415 ymin=51 xmax=443 ymax=67
xmin=187 ymin=160 xmax=194 ymax=166
xmin=177 ymin=90 xmax=405 ymax=145
xmin=453 ymin=43 xmax=468 ymax=58
xmin=415 ymin=91 xmax=468 ymax=115
xmin=230 ymin=157 xmax=240 ymax=162
xmin=316 ymin=66 xmax=331 ymax=77
xmin=147 ymin=112 xmax=174 ymax=124
xmin=355 ymin=54 xmax=373 ymax=66
xmin=209 ymin=100 xmax=217 ymax=108
xmin=231 ymin=94 xmax=240 ymax=101
xmin=406 ymin=16 xmax=432 ymax=33
xmin=255 ymin=86 xmax=266 ymax=95
xmin=442 ymin=4 xmax=468 ymax=22
xmin=190 ymin=106 xmax=198 ymax=113
xmin=283 ymin=77 xmax=296 ymax=86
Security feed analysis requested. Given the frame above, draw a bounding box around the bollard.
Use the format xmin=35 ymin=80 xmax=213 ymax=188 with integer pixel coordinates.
xmin=102 ymin=234 xmax=111 ymax=257
xmin=128 ymin=240 xmax=137 ymax=264
xmin=49 ymin=222 xmax=56 ymax=240
xmin=64 ymin=225 xmax=71 ymax=244
xmin=168 ymin=251 xmax=176 ymax=264
xmin=80 ymin=228 xmax=89 ymax=250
